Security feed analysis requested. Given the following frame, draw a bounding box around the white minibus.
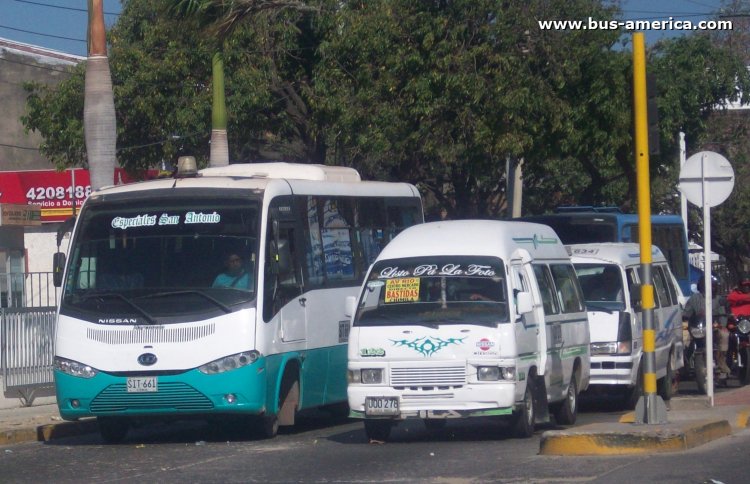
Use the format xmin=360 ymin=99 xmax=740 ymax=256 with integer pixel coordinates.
xmin=347 ymin=220 xmax=590 ymax=440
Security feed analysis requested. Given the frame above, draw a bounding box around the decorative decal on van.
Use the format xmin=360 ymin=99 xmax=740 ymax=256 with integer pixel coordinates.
xmin=379 ymin=264 xmax=496 ymax=279
xmin=512 ymin=234 xmax=558 ymax=249
xmin=390 ymin=336 xmax=466 ymax=357
xmin=385 ymin=277 xmax=420 ymax=303
xmin=360 ymin=348 xmax=386 ymax=357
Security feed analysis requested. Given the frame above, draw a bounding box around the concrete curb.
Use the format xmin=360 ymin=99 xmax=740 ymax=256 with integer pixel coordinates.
xmin=539 ymin=419 xmax=732 ymax=455
xmin=0 ymin=419 xmax=97 ymax=446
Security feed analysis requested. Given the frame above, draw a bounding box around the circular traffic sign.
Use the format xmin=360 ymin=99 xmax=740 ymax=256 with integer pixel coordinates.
xmin=678 ymin=151 xmax=735 ymax=207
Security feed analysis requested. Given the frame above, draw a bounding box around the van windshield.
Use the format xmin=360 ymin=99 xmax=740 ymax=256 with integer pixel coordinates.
xmin=574 ymin=263 xmax=626 ymax=311
xmin=354 ymin=256 xmax=508 ymax=328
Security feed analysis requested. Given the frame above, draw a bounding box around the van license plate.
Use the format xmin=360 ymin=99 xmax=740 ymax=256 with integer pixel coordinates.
xmin=365 ymin=397 xmax=399 ymax=416
xmin=126 ymin=377 xmax=158 ymax=393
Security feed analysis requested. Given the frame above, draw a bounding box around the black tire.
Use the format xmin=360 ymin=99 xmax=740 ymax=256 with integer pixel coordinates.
xmin=554 ymin=376 xmax=578 ymax=425
xmin=740 ymin=348 xmax=750 ymax=386
xmin=260 ymin=415 xmax=279 ymax=439
xmin=423 ymin=419 xmax=447 ymax=431
xmin=98 ymin=416 xmax=129 ymax=444
xmin=658 ymin=351 xmax=677 ymax=400
xmin=364 ymin=420 xmax=392 ymax=441
xmin=624 ymin=367 xmax=643 ymax=410
xmin=695 ymin=352 xmax=708 ymax=395
xmin=513 ymin=381 xmax=535 ymax=438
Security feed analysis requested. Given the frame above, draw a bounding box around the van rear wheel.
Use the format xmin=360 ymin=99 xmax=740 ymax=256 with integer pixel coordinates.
xmin=553 ymin=377 xmax=578 ymax=425
xmin=658 ymin=351 xmax=678 ymax=400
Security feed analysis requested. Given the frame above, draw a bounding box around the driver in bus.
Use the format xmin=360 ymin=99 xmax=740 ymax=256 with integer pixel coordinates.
xmin=212 ymin=252 xmax=253 ymax=290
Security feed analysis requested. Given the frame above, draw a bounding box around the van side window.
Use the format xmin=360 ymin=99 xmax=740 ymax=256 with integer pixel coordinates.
xmin=626 ymin=268 xmax=639 ymax=301
xmin=652 ymin=265 xmax=671 ymax=308
xmin=658 ymin=265 xmax=678 ymax=306
xmin=532 ymin=265 xmax=560 ymax=315
xmin=550 ymin=264 xmax=584 ymax=313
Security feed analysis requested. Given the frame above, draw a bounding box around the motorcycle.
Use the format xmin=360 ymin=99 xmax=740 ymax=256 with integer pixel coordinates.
xmin=726 ymin=315 xmax=750 ymax=385
xmin=684 ymin=317 xmax=709 ymax=394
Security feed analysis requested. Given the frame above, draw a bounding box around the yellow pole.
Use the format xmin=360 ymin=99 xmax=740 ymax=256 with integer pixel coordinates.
xmin=633 ymin=32 xmax=666 ymax=424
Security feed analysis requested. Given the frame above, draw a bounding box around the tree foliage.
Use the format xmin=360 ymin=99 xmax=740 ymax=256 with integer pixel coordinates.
xmin=19 ymin=0 xmax=750 ymax=272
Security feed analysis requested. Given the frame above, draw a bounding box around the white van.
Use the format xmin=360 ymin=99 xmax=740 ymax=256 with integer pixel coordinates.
xmin=347 ymin=220 xmax=590 ymax=440
xmin=568 ymin=243 xmax=683 ymax=407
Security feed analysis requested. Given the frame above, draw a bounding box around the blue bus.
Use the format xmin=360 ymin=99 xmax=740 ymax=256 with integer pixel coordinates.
xmin=517 ymin=207 xmax=691 ymax=296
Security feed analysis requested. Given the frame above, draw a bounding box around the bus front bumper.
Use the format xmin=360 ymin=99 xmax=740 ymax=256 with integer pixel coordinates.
xmin=54 ymin=361 xmax=267 ymax=421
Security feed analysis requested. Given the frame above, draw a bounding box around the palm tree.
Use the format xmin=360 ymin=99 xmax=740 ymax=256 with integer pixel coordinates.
xmin=167 ymin=0 xmax=317 ymax=167
xmin=85 ymin=0 xmax=116 ymax=190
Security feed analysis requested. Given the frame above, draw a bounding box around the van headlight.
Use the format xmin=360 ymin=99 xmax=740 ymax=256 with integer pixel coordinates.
xmin=348 ymin=368 xmax=383 ymax=384
xmin=198 ymin=350 xmax=261 ymax=375
xmin=54 ymin=356 xmax=98 ymax=378
xmin=477 ymin=366 xmax=515 ymax=381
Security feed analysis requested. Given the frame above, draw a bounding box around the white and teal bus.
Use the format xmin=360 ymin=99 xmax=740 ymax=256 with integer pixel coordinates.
xmin=52 ymin=161 xmax=422 ymax=443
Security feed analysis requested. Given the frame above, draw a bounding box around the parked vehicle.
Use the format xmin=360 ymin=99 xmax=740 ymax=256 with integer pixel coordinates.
xmin=725 ymin=315 xmax=750 ymax=385
xmin=346 ymin=220 xmax=591 ymax=441
xmin=568 ymin=243 xmax=683 ymax=407
xmin=684 ymin=317 xmax=709 ymax=394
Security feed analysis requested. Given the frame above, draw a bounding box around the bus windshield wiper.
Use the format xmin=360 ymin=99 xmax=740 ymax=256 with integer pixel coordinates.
xmin=79 ymin=292 xmax=157 ymax=324
xmin=138 ymin=290 xmax=232 ymax=313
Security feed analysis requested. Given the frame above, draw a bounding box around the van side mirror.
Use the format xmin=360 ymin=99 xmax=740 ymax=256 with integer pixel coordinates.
xmin=345 ymin=295 xmax=357 ymax=318
xmin=516 ymin=291 xmax=533 ymax=315
xmin=53 ymin=252 xmax=66 ymax=287
xmin=629 ymin=283 xmax=642 ymax=310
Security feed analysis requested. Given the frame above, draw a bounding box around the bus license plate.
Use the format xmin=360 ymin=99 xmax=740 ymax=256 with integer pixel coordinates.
xmin=126 ymin=377 xmax=158 ymax=393
xmin=365 ymin=397 xmax=399 ymax=416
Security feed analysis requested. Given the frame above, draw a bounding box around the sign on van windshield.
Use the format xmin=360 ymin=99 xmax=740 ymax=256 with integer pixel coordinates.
xmin=355 ymin=256 xmax=509 ymax=327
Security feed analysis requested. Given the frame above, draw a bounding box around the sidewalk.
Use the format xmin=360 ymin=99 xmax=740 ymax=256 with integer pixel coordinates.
xmin=1 ymin=384 xmax=749 ymax=448
xmin=539 ymin=384 xmax=750 ymax=455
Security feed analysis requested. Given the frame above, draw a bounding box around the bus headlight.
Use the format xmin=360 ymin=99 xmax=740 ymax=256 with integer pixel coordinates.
xmin=348 ymin=368 xmax=383 ymax=384
xmin=198 ymin=350 xmax=261 ymax=375
xmin=54 ymin=356 xmax=98 ymax=379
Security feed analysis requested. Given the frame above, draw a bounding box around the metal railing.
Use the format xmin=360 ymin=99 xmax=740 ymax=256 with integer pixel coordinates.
xmin=2 ymin=271 xmax=59 ymax=309
xmin=1 ymin=272 xmax=57 ymax=405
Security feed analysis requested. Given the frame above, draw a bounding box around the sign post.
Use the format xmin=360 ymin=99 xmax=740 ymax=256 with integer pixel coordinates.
xmin=679 ymin=151 xmax=735 ymax=406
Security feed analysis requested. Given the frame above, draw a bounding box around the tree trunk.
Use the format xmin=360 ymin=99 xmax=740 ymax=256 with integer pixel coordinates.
xmin=85 ymin=0 xmax=116 ymax=190
xmin=210 ymin=52 xmax=229 ymax=166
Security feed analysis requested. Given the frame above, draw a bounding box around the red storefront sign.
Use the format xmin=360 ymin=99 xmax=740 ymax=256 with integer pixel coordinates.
xmin=0 ymin=169 xmax=159 ymax=223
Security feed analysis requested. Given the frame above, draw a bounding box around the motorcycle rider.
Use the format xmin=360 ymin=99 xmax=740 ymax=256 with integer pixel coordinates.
xmin=683 ymin=277 xmax=732 ymax=378
xmin=727 ymin=278 xmax=750 ymax=319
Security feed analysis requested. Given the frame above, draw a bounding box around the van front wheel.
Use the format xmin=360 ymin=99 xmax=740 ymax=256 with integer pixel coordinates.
xmin=513 ymin=381 xmax=535 ymax=438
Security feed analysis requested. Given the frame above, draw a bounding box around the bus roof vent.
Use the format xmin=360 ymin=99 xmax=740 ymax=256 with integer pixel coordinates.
xmin=200 ymin=162 xmax=362 ymax=182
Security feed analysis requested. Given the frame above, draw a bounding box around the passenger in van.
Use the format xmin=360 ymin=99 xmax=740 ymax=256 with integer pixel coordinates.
xmin=213 ymin=252 xmax=253 ymax=289
xmin=589 ymin=266 xmax=623 ymax=302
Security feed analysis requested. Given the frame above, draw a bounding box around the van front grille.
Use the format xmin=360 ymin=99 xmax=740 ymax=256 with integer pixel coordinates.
xmin=390 ymin=366 xmax=466 ymax=387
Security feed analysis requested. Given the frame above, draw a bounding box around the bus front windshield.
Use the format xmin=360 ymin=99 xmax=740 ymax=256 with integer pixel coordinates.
xmin=354 ymin=256 xmax=509 ymax=328
xmin=62 ymin=196 xmax=259 ymax=319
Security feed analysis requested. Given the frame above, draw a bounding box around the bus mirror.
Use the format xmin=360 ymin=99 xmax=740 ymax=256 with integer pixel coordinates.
xmin=56 ymin=216 xmax=76 ymax=248
xmin=53 ymin=252 xmax=66 ymax=287
xmin=630 ymin=284 xmax=642 ymax=310
xmin=345 ymin=296 xmax=357 ymax=318
xmin=516 ymin=291 xmax=533 ymax=315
